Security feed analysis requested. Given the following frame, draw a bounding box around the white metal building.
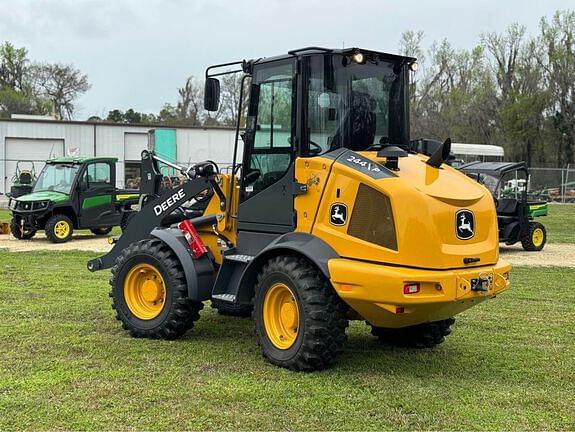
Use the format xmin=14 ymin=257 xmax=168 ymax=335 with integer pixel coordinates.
xmin=0 ymin=118 xmax=239 ymax=194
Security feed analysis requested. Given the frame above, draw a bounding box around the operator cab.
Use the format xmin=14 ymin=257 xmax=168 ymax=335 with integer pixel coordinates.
xmin=205 ymin=47 xmax=416 ymax=235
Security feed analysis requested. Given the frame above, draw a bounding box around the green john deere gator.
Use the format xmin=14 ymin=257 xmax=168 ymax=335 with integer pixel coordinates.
xmin=8 ymin=156 xmax=139 ymax=243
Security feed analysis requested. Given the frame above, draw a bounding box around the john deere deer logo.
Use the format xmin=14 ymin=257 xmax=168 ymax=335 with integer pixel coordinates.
xmin=456 ymin=209 xmax=475 ymax=240
xmin=330 ymin=203 xmax=348 ymax=226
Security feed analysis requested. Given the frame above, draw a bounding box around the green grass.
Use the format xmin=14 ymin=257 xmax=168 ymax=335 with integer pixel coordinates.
xmin=0 ymin=250 xmax=573 ymax=430
xmin=544 ymin=203 xmax=575 ymax=243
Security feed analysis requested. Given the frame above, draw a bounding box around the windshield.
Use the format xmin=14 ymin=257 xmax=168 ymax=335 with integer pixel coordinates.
xmin=33 ymin=163 xmax=79 ymax=194
xmin=305 ymin=54 xmax=408 ymax=155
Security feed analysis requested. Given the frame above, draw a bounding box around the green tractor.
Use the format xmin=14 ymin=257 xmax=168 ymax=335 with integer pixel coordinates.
xmin=460 ymin=161 xmax=548 ymax=251
xmin=9 ymin=157 xmax=139 ymax=243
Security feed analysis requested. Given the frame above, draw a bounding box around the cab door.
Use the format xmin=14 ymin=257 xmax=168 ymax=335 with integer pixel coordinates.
xmin=237 ymin=59 xmax=298 ymax=234
xmin=78 ymin=161 xmax=118 ymax=228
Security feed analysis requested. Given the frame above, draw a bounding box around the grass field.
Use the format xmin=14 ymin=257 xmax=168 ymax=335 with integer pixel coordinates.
xmin=1 ymin=204 xmax=573 ymax=243
xmin=1 ymin=250 xmax=573 ymax=430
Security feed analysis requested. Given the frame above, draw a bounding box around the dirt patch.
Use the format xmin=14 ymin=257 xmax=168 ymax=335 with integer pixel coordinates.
xmin=0 ymin=232 xmax=112 ymax=253
xmin=500 ymin=243 xmax=575 ymax=268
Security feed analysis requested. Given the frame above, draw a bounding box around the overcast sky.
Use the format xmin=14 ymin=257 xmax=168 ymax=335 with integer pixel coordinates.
xmin=0 ymin=0 xmax=572 ymax=119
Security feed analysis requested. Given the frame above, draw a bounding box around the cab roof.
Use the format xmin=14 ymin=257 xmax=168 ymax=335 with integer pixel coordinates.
xmin=47 ymin=156 xmax=118 ymax=164
xmin=251 ymin=46 xmax=416 ymax=67
xmin=459 ymin=161 xmax=527 ymax=176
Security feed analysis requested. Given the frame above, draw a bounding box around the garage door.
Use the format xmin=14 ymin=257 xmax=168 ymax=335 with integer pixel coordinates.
xmin=124 ymin=133 xmax=148 ymax=161
xmin=4 ymin=138 xmax=64 ymax=193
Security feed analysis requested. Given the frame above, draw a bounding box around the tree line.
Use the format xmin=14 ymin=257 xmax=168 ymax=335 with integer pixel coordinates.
xmin=0 ymin=42 xmax=90 ymax=120
xmin=1 ymin=9 xmax=573 ymax=167
xmin=402 ymin=10 xmax=575 ymax=168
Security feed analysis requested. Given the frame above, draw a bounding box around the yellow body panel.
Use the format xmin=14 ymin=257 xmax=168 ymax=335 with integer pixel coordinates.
xmin=292 ymin=151 xmax=510 ymax=327
xmin=197 ymin=174 xmax=239 ymax=265
xmin=296 ymin=153 xmax=499 ymax=270
xmin=328 ymin=257 xmax=511 ymax=328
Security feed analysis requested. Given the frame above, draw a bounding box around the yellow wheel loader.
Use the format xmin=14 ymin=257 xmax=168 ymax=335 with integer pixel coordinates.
xmin=88 ymin=47 xmax=511 ymax=371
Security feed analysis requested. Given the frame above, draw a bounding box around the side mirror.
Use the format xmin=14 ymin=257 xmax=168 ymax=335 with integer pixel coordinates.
xmin=204 ymin=78 xmax=220 ymax=111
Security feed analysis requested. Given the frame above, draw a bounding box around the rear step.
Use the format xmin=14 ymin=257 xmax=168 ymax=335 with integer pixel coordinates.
xmin=225 ymin=254 xmax=254 ymax=263
xmin=212 ymin=294 xmax=236 ymax=303
xmin=210 ymin=251 xmax=255 ymax=304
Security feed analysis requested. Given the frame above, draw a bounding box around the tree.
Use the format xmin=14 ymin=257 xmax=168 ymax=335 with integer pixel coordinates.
xmin=0 ymin=42 xmax=51 ymax=117
xmin=538 ymin=10 xmax=575 ymax=166
xmin=36 ymin=63 xmax=91 ymax=119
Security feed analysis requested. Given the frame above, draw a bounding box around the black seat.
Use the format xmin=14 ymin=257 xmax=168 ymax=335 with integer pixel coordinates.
xmin=329 ymin=91 xmax=377 ymax=151
xmin=496 ymin=198 xmax=519 ymax=217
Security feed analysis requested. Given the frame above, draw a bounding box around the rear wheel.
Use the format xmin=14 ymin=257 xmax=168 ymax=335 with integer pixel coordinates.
xmin=211 ymin=299 xmax=253 ymax=317
xmin=254 ymin=256 xmax=348 ymax=371
xmin=45 ymin=214 xmax=73 ymax=243
xmin=521 ymin=221 xmax=546 ymax=251
xmin=370 ymin=318 xmax=455 ymax=348
xmin=91 ymin=227 xmax=112 ymax=235
xmin=110 ymin=238 xmax=203 ymax=339
xmin=10 ymin=218 xmax=36 ymax=240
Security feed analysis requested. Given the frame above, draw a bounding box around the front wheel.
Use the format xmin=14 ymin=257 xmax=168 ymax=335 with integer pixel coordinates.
xmin=370 ymin=318 xmax=455 ymax=348
xmin=254 ymin=256 xmax=348 ymax=371
xmin=10 ymin=218 xmax=36 ymax=240
xmin=91 ymin=227 xmax=112 ymax=236
xmin=45 ymin=214 xmax=73 ymax=243
xmin=521 ymin=221 xmax=547 ymax=251
xmin=110 ymin=238 xmax=203 ymax=339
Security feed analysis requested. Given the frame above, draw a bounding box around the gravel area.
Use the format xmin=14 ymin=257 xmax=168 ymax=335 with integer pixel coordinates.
xmin=0 ymin=232 xmax=112 ymax=253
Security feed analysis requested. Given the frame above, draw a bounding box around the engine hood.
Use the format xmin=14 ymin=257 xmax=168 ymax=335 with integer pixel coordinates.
xmin=13 ymin=190 xmax=69 ymax=203
xmin=307 ymin=151 xmax=499 ymax=270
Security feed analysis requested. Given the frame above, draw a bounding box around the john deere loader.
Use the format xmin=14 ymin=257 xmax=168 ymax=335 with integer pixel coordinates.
xmin=88 ymin=47 xmax=511 ymax=371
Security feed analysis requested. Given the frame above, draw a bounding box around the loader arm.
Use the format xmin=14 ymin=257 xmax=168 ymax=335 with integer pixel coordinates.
xmin=87 ymin=174 xmax=218 ymax=272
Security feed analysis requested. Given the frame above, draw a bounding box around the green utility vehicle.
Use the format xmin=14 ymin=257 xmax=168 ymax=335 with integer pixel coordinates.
xmin=460 ymin=161 xmax=548 ymax=251
xmin=9 ymin=157 xmax=139 ymax=243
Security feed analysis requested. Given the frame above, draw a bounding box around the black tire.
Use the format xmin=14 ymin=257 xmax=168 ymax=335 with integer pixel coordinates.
xmin=91 ymin=227 xmax=112 ymax=235
xmin=521 ymin=221 xmax=547 ymax=251
xmin=370 ymin=318 xmax=455 ymax=348
xmin=120 ymin=211 xmax=136 ymax=232
xmin=45 ymin=214 xmax=73 ymax=243
xmin=10 ymin=218 xmax=36 ymax=240
xmin=211 ymin=299 xmax=254 ymax=317
xmin=110 ymin=238 xmax=203 ymax=339
xmin=254 ymin=256 xmax=348 ymax=371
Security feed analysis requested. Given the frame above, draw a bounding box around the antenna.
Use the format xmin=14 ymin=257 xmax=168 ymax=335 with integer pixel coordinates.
xmin=49 ymin=141 xmax=56 ymax=159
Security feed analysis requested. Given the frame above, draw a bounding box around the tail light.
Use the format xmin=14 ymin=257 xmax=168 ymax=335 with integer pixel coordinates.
xmin=403 ymin=283 xmax=420 ymax=294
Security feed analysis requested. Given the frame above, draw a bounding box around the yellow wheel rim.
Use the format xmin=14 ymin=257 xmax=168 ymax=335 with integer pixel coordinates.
xmin=124 ymin=263 xmax=166 ymax=320
xmin=532 ymin=228 xmax=544 ymax=247
xmin=54 ymin=220 xmax=70 ymax=239
xmin=263 ymin=283 xmax=300 ymax=350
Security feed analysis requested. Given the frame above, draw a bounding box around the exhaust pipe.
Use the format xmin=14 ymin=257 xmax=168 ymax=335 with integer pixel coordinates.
xmin=426 ymin=138 xmax=452 ymax=168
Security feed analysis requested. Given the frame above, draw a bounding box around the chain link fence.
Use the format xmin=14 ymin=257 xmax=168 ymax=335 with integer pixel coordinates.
xmin=529 ymin=165 xmax=575 ymax=203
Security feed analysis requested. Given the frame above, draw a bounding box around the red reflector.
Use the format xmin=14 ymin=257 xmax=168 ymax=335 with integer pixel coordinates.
xmin=396 ymin=307 xmax=404 ymax=314
xmin=403 ymin=283 xmax=420 ymax=294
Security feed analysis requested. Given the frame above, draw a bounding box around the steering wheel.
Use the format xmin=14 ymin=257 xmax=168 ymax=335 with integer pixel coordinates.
xmin=309 ymin=140 xmax=323 ymax=155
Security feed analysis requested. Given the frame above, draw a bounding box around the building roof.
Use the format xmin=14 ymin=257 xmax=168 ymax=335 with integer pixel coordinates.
xmin=47 ymin=156 xmax=119 ymax=164
xmin=0 ymin=116 xmax=235 ymax=130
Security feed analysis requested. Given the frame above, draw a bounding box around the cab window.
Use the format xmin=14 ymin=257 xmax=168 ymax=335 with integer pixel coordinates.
xmin=243 ymin=61 xmax=294 ymax=199
xmin=83 ymin=162 xmax=112 ymax=188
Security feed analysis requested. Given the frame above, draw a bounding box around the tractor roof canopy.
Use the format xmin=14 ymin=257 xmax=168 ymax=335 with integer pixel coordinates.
xmin=47 ymin=156 xmax=118 ymax=165
xmin=459 ymin=161 xmax=528 ymax=177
